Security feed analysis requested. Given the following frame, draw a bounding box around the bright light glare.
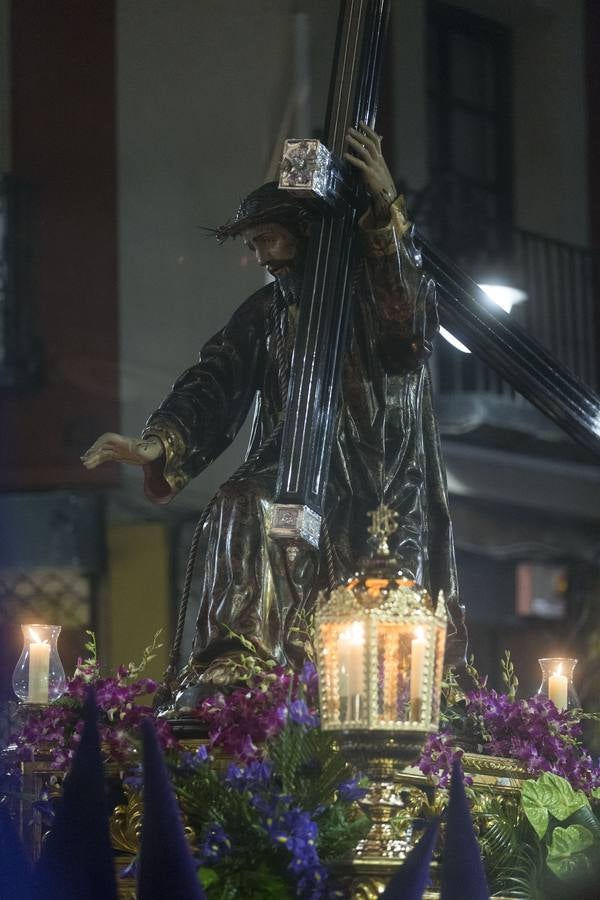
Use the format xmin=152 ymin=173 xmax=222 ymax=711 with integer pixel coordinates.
xmin=439 ymin=326 xmax=471 ymax=354
xmin=478 ymin=283 xmax=528 ymax=314
xmin=339 ymin=621 xmax=365 ymax=646
xmin=441 ymin=283 xmax=528 ymax=352
xmin=27 ymin=627 xmax=48 ymax=645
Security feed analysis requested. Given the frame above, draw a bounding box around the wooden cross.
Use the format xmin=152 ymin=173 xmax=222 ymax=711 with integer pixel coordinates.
xmin=270 ymin=0 xmax=600 ymax=552
xmin=270 ymin=0 xmax=391 ymax=548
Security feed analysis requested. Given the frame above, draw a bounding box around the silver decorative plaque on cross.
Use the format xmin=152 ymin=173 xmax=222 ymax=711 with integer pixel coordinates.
xmin=270 ymin=503 xmax=322 ymax=548
xmin=279 ymin=139 xmax=335 ymax=204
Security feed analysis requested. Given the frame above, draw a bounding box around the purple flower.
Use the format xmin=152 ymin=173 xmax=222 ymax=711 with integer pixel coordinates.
xmin=221 ymin=761 xmax=342 ymax=899
xmin=298 ymin=660 xmax=319 ymax=699
xmin=179 ymin=744 xmax=210 ymax=771
xmin=419 ymin=685 xmax=600 ymax=793
xmin=288 ymin=699 xmax=320 ymax=728
xmin=195 ymin=665 xmax=319 ymax=760
xmin=296 ymin=863 xmax=329 ymax=896
xmin=11 ymin=667 xmax=178 ymax=771
xmin=463 ymin=688 xmax=600 ymax=790
xmin=337 ymin=776 xmax=368 ymax=803
xmin=198 ymin=823 xmax=231 ymax=863
xmin=123 ymin=765 xmax=143 ymax=790
xmin=192 ymin=743 xmax=209 ymax=762
xmin=417 ymin=730 xmax=468 ymax=787
xmin=262 ymin=802 xmax=324 ymax=891
xmin=225 ymin=758 xmax=274 ymax=792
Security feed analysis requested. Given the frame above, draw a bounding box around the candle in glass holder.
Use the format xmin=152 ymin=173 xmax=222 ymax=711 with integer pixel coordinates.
xmin=548 ymin=664 xmax=568 ymax=711
xmin=28 ymin=628 xmax=50 ymax=704
xmin=338 ymin=621 xmax=365 ymax=722
xmin=410 ymin=627 xmax=426 ymax=720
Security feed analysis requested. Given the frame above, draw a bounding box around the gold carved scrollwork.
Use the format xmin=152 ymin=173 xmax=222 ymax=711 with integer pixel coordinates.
xmin=462 ymin=751 xmax=528 ymax=785
xmin=389 ymin=785 xmax=447 ymax=843
xmin=110 ymin=784 xmax=197 ymax=856
xmin=110 ymin=785 xmax=143 ymax=855
xmin=350 ymin=878 xmax=441 ymax=899
xmin=351 ymin=876 xmax=388 ymax=899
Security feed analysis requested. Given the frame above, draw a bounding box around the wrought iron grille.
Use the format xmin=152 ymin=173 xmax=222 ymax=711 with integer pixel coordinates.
xmin=0 ymin=567 xmax=92 ymax=627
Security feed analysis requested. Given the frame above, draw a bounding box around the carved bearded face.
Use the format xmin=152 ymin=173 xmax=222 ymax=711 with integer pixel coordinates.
xmin=242 ymin=222 xmax=303 ymax=280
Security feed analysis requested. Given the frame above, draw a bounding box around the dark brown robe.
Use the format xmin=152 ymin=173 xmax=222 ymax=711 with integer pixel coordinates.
xmin=142 ymin=201 xmax=466 ymax=673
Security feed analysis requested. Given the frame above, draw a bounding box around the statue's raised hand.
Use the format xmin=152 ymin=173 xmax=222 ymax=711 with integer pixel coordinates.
xmin=344 ymin=121 xmax=396 ymax=225
xmin=81 ymin=433 xmax=163 ymax=469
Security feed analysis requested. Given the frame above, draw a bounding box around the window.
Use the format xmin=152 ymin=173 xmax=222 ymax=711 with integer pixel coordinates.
xmin=427 ymin=3 xmax=513 ymax=266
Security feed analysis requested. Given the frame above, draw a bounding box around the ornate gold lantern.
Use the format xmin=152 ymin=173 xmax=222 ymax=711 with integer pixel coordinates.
xmin=315 ymin=507 xmax=447 ymax=742
xmin=314 ymin=507 xmax=448 ymax=862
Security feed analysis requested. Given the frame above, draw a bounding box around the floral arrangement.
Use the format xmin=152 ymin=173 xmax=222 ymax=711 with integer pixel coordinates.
xmin=8 ymin=635 xmax=369 ymax=899
xmin=11 ymin=631 xmax=177 ymax=769
xmin=110 ymin=656 xmax=368 ymax=899
xmin=168 ymin=710 xmax=369 ymax=899
xmin=406 ymin=652 xmax=600 ymax=897
xmin=390 ymin=765 xmax=600 ymax=898
xmin=195 ymin=656 xmax=319 ymax=761
xmin=158 ymin=654 xmax=368 ymax=898
xmin=10 ymin=633 xmax=600 ymax=899
xmin=417 ymin=652 xmax=600 ymax=794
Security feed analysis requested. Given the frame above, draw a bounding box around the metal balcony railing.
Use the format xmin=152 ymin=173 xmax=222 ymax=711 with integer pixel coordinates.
xmin=516 ymin=230 xmax=596 ymax=390
xmin=434 ymin=229 xmax=597 ymax=406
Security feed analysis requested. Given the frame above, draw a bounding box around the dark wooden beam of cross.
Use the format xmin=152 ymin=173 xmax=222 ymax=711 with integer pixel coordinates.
xmin=270 ymin=0 xmax=391 ymax=548
xmin=271 ymin=0 xmax=600 ymax=552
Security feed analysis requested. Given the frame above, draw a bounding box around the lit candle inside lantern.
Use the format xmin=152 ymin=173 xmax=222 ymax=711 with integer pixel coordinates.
xmin=410 ymin=627 xmax=426 ymax=720
xmin=338 ymin=621 xmax=365 ymax=722
xmin=549 ymin=663 xmax=568 ymax=711
xmin=27 ymin=628 xmax=50 ymax=704
xmin=383 ymin=631 xmax=399 ymax=720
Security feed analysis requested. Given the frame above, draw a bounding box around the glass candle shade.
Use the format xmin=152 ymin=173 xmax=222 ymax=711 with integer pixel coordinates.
xmin=13 ymin=624 xmax=66 ymax=705
xmin=537 ymin=658 xmax=579 ymax=711
xmin=314 ymin=570 xmax=447 ymax=733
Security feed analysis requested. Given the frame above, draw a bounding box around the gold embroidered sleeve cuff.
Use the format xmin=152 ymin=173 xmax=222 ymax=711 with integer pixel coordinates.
xmin=141 ymin=421 xmax=190 ymax=499
xmin=359 ymin=195 xmax=411 ymax=257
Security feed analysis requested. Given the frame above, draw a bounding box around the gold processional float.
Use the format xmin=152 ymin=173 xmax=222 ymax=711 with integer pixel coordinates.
xmin=8 ymin=507 xmax=527 ymax=900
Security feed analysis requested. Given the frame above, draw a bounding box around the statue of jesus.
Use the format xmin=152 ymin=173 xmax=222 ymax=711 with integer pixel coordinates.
xmin=83 ymin=124 xmax=466 ymax=704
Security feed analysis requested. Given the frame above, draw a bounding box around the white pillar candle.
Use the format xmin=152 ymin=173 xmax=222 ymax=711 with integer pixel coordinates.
xmin=338 ymin=622 xmax=364 ymax=722
xmin=410 ymin=628 xmax=426 ymax=720
xmin=383 ymin=632 xmax=398 ymax=720
xmin=549 ymin=667 xmax=568 ymax=711
xmin=28 ymin=637 xmax=50 ymax=704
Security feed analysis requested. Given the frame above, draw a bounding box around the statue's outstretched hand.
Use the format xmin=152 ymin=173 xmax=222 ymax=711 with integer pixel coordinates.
xmin=344 ymin=121 xmax=396 ymax=225
xmin=81 ymin=433 xmax=164 ymax=469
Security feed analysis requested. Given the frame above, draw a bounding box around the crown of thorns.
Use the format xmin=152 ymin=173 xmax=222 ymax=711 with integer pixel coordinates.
xmin=213 ymin=182 xmax=316 ymax=243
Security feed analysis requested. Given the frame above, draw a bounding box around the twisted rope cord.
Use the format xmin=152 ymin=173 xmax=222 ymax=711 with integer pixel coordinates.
xmin=322 ymin=519 xmax=337 ymax=592
xmin=159 ymin=507 xmax=209 ymax=694
xmin=271 ymin=282 xmax=290 ymax=404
